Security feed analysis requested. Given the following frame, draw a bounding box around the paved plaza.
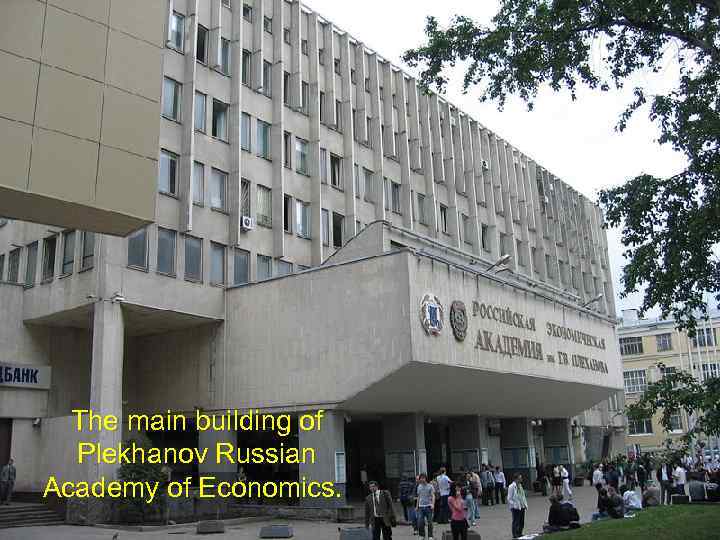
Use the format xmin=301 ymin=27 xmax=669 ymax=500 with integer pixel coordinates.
xmin=0 ymin=485 xmax=603 ymax=540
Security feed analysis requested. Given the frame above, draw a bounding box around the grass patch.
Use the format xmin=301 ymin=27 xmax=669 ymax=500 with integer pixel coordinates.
xmin=555 ymin=505 xmax=720 ymax=540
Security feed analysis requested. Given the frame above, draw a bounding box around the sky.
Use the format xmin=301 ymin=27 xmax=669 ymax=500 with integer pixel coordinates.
xmin=304 ymin=0 xmax=690 ymax=317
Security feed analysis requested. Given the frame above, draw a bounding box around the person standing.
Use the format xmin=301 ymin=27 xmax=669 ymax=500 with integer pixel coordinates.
xmin=469 ymin=469 xmax=481 ymax=520
xmin=592 ymin=464 xmax=604 ymax=488
xmin=481 ymin=465 xmax=495 ymax=506
xmin=673 ymin=462 xmax=687 ymax=497
xmin=464 ymin=472 xmax=478 ymax=525
xmin=436 ymin=467 xmax=451 ymax=524
xmin=398 ymin=475 xmax=416 ymax=527
xmin=0 ymin=459 xmax=16 ymax=505
xmin=416 ymin=473 xmax=435 ymax=540
xmin=493 ymin=466 xmax=506 ymax=504
xmin=560 ymin=464 xmax=573 ymax=500
xmin=365 ymin=481 xmax=396 ymax=540
xmin=636 ymin=464 xmax=647 ymax=492
xmin=507 ymin=473 xmax=528 ymax=539
xmin=551 ymin=464 xmax=562 ymax=496
xmin=448 ymin=484 xmax=469 ymax=540
xmin=657 ymin=462 xmax=673 ymax=505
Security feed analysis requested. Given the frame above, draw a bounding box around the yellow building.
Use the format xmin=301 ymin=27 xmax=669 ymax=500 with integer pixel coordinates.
xmin=619 ymin=309 xmax=720 ymax=453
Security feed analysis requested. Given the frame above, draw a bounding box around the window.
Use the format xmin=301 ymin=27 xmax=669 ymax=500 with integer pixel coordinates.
xmin=194 ymin=92 xmax=206 ymax=132
xmin=692 ymin=327 xmax=717 ymax=348
xmin=241 ymin=179 xmax=251 ymax=217
xmin=184 ymin=236 xmax=202 ymax=281
xmin=335 ymin=100 xmax=343 ymax=130
xmin=661 ymin=366 xmax=679 ymax=388
xmin=462 ymin=214 xmax=472 ymax=245
xmin=354 ymin=164 xmax=361 ymax=198
xmin=264 ymin=16 xmax=273 ymax=33
xmin=241 ymin=112 xmax=251 ymax=151
xmin=320 ymin=148 xmax=328 ymax=183
xmin=702 ymin=363 xmax=719 ymax=380
xmin=210 ymin=243 xmax=225 ymax=285
xmin=159 ymin=149 xmax=178 ymax=195
xmin=364 ymin=77 xmax=371 ymax=92
xmin=210 ymin=168 xmax=227 ymax=210
xmin=391 ymin=181 xmax=401 ymax=213
xmin=283 ymin=28 xmax=291 ymax=44
xmin=257 ymin=254 xmax=272 ymax=280
xmin=277 ymin=260 xmax=292 ymax=276
xmin=60 ymin=231 xmax=75 ymax=275
xmin=233 ymin=249 xmax=250 ymax=285
xmin=627 ymin=418 xmax=653 ymax=435
xmin=322 ymin=209 xmax=330 ymax=246
xmin=0 ymin=254 xmax=4 ymax=281
xmin=192 ymin=161 xmax=204 ymax=205
xmin=81 ymin=232 xmax=94 ymax=270
xmin=262 ymin=61 xmax=272 ymax=97
xmin=334 ymin=58 xmax=341 ymax=75
xmin=127 ymin=228 xmax=148 ymax=269
xmin=220 ymin=38 xmax=230 ymax=75
xmin=25 ymin=242 xmax=37 ymax=286
xmin=364 ymin=168 xmax=373 ymax=202
xmin=319 ymin=91 xmax=326 ymax=123
xmin=656 ymin=333 xmax=673 ymax=352
xmin=516 ymin=240 xmax=525 ymax=266
xmin=330 ymin=154 xmax=342 ymax=188
xmin=242 ymin=49 xmax=252 ymax=85
xmin=624 ymin=369 xmax=647 ymax=394
xmin=439 ymin=204 xmax=448 ymax=234
xmin=257 ymin=120 xmax=271 ymax=159
xmin=296 ymin=200 xmax=311 ymax=239
xmin=157 ymin=228 xmax=176 ymax=275
xmin=318 ymin=48 xmax=325 ymax=65
xmin=242 ymin=4 xmax=253 ymax=22
xmin=8 ymin=248 xmax=20 ymax=282
xmin=162 ymin=78 xmax=181 ymax=121
xmin=283 ymin=71 xmax=291 ymax=105
xmin=301 ymin=81 xmax=309 ymax=112
xmin=283 ymin=194 xmax=292 ymax=233
xmin=41 ymin=236 xmax=56 ymax=281
xmin=301 ymin=39 xmax=308 ymax=55
xmin=284 ymin=131 xmax=292 ymax=168
xmin=332 ymin=212 xmax=344 ymax=248
xmin=416 ymin=193 xmax=427 ymax=224
xmin=256 ymin=185 xmax=272 ymax=227
xmin=295 ymin=138 xmax=308 ymax=175
xmin=545 ymin=254 xmax=554 ymax=278
xmin=620 ymin=336 xmax=644 ymax=356
xmin=212 ymin=100 xmax=228 ymax=141
xmin=669 ymin=414 xmax=683 ymax=432
xmin=169 ymin=12 xmax=184 ymax=51
xmin=196 ymin=25 xmax=208 ymax=63
xmin=481 ymin=224 xmax=489 ymax=251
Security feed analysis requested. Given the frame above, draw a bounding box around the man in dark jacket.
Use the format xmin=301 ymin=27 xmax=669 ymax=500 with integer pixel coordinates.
xmin=656 ymin=462 xmax=673 ymax=505
xmin=397 ymin=475 xmax=416 ymax=525
xmin=365 ymin=481 xmax=396 ymax=540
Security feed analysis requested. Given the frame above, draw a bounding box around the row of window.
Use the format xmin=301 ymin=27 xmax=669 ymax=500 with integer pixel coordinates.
xmin=619 ymin=329 xmax=717 ymax=356
xmin=126 ymin=227 xmax=302 ymax=285
xmin=0 ymin=231 xmax=95 ymax=287
xmin=627 ymin=414 xmax=683 ymax=435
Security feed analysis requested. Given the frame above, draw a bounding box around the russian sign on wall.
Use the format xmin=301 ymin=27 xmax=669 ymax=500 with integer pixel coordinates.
xmin=0 ymin=362 xmax=51 ymax=390
xmin=421 ymin=294 xmax=610 ymax=376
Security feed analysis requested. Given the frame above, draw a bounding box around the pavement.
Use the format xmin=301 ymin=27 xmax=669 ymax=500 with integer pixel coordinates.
xmin=0 ymin=485 xmax=600 ymax=540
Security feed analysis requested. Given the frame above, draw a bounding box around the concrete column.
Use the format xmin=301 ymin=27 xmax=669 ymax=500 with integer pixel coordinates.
xmin=198 ymin=426 xmax=237 ymax=482
xmin=543 ymin=418 xmax=575 ymax=468
xmin=448 ymin=416 xmax=492 ymax=473
xmin=298 ymin=410 xmax=346 ymax=507
xmin=500 ymin=418 xmax=536 ymax=485
xmin=383 ymin=413 xmax=427 ymax=476
xmin=89 ymin=301 xmax=124 ymax=481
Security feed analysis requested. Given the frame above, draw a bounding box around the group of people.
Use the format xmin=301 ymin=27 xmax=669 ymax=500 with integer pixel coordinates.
xmin=366 ymin=465 xmax=529 ymax=540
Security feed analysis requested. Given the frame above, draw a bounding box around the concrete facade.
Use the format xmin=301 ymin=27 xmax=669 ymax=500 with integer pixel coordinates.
xmin=0 ymin=0 xmax=624 ymax=519
xmin=619 ymin=309 xmax=720 ymax=453
xmin=0 ymin=0 xmax=164 ymax=236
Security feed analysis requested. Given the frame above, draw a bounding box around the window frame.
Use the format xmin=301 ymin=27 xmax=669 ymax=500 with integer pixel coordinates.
xmin=209 ymin=242 xmax=226 ymax=287
xmin=156 ymin=227 xmax=177 ymax=277
xmin=212 ymin=99 xmax=229 ymax=142
xmin=162 ymin=77 xmax=182 ymax=122
xmin=41 ymin=235 xmax=57 ymax=282
xmin=210 ymin=168 xmax=228 ymax=212
xmin=184 ymin=235 xmax=203 ymax=283
xmin=159 ymin=149 xmax=179 ymax=196
xmin=623 ymin=369 xmax=647 ymax=395
xmin=127 ymin=228 xmax=149 ymax=271
xmin=168 ymin=11 xmax=185 ymax=52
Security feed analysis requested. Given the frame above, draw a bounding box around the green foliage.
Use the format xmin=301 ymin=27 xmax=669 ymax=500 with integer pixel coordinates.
xmin=116 ymin=439 xmax=167 ymax=523
xmin=404 ymin=1 xmax=720 ymax=332
xmin=626 ymin=365 xmax=720 ymax=452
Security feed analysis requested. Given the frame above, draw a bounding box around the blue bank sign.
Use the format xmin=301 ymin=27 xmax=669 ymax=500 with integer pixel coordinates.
xmin=0 ymin=363 xmax=51 ymax=390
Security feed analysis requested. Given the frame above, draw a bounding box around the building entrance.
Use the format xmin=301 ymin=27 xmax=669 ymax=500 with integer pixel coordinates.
xmin=344 ymin=420 xmax=385 ymax=500
xmin=425 ymin=421 xmax=451 ymax=476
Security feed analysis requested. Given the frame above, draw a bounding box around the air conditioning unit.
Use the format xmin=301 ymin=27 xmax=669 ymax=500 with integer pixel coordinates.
xmin=241 ymin=216 xmax=255 ymax=231
xmin=481 ymin=159 xmax=490 ymax=170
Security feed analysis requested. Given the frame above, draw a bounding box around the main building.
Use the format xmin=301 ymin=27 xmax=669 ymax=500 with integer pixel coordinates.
xmin=0 ymin=0 xmax=625 ymax=520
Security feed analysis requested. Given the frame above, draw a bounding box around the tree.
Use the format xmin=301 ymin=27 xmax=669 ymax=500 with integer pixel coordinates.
xmin=404 ymin=1 xmax=720 ymax=333
xmin=625 ymin=365 xmax=720 ymax=453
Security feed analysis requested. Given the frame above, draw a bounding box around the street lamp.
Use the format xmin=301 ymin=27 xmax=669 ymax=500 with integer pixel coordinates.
xmin=582 ymin=293 xmax=604 ymax=308
xmin=487 ymin=254 xmax=511 ymax=272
